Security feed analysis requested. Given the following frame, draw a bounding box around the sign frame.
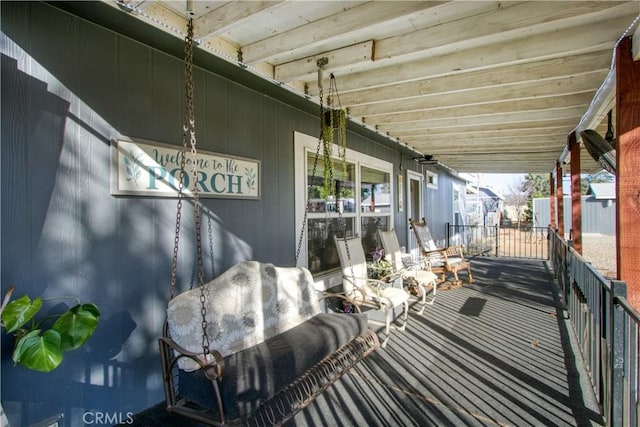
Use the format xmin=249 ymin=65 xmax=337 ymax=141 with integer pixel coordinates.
xmin=110 ymin=136 xmax=261 ymax=199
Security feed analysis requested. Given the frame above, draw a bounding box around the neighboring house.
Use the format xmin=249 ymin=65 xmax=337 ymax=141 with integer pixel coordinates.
xmin=465 ymin=185 xmax=504 ymax=227
xmin=587 ymin=182 xmax=615 ymax=205
xmin=533 ymin=182 xmax=616 ymax=235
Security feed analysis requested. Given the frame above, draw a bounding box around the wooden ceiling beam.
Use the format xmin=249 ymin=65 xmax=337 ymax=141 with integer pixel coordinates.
xmin=402 ymin=134 xmax=568 ymax=146
xmin=352 ymin=73 xmax=601 ymax=118
xmin=336 ymin=51 xmax=611 ymax=106
xmin=386 ymin=117 xmax=578 ymax=136
xmin=274 ymin=41 xmax=373 ymax=82
xmin=393 ymin=123 xmax=576 ymax=139
xmin=317 ymin=13 xmax=636 ymax=92
xmin=364 ymin=93 xmax=594 ymax=125
xmin=193 ymin=1 xmax=284 ymax=40
xmin=374 ymin=2 xmax=633 ymax=65
xmin=379 ymin=107 xmax=584 ymax=134
xmin=241 ymin=2 xmax=445 ymax=64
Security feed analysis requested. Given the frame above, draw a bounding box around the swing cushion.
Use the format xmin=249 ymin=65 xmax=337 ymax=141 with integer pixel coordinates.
xmin=178 ymin=311 xmax=368 ymax=420
xmin=166 ymin=260 xmax=370 ymax=420
xmin=167 ymin=261 xmax=322 ymax=372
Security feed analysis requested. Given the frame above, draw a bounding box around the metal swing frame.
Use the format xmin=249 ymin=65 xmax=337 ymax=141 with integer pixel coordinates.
xmin=158 ymin=15 xmax=379 ymax=427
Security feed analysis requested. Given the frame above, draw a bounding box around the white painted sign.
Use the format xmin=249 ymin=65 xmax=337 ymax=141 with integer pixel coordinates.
xmin=111 ymin=137 xmax=260 ymax=199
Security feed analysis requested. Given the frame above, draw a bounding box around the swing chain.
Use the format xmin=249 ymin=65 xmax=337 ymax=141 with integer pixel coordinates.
xmin=295 ymin=86 xmax=325 ymax=264
xmin=170 ymin=17 xmax=210 ymax=357
xmin=295 ymin=74 xmax=355 ymax=306
xmin=185 ymin=18 xmax=211 ymax=357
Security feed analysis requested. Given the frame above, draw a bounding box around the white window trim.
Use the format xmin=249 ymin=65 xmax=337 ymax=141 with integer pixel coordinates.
xmin=406 ymin=169 xmax=424 ymax=261
xmin=427 ymin=170 xmax=438 ymax=189
xmin=294 ymin=131 xmax=394 ymax=289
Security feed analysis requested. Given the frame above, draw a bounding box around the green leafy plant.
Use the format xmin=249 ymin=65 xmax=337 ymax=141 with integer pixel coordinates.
xmin=367 ymin=247 xmax=392 ymax=280
xmin=1 ymin=286 xmax=100 ymax=372
xmin=321 ymin=107 xmax=348 ymax=196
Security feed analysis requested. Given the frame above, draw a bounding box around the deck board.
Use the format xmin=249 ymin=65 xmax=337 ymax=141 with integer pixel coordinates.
xmin=124 ymin=258 xmax=603 ymax=427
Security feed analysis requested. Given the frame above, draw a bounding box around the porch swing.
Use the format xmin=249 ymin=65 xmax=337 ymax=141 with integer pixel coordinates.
xmin=158 ymin=11 xmax=379 ymax=427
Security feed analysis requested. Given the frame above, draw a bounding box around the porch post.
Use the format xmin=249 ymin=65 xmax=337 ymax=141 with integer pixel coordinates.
xmin=556 ymin=161 xmax=564 ymax=237
xmin=569 ymin=131 xmax=582 ymax=255
xmin=549 ymin=171 xmax=556 ymax=230
xmin=615 ymin=36 xmax=640 ymax=308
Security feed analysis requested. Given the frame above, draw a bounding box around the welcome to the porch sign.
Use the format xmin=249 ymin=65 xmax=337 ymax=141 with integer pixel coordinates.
xmin=111 ymin=137 xmax=260 ymax=199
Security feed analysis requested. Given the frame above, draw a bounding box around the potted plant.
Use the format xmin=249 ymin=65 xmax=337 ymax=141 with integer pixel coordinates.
xmin=0 ymin=286 xmax=100 ymax=372
xmin=321 ymin=106 xmax=348 ymax=196
xmin=367 ymin=247 xmax=392 ymax=280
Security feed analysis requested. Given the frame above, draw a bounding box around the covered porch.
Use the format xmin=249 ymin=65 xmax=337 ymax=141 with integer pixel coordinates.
xmin=129 ymin=256 xmax=602 ymax=426
xmin=2 ymin=3 xmax=639 ymax=426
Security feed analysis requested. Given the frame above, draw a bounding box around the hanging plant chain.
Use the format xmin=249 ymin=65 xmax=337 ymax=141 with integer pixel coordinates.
xmin=295 ymin=87 xmax=325 ymax=263
xmin=295 ymin=73 xmax=355 ymax=291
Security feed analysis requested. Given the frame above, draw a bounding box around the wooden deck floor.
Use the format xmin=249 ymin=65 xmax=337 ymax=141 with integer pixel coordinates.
xmin=125 ymin=257 xmax=603 ymax=427
xmin=289 ymin=257 xmax=603 ymax=427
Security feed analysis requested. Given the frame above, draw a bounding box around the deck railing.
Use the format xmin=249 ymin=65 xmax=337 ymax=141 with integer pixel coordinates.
xmin=549 ymin=229 xmax=639 ymax=427
xmin=447 ymin=223 xmax=548 ymax=259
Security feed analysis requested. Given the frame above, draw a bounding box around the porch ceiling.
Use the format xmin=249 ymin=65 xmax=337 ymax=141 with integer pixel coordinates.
xmin=108 ymin=1 xmax=639 ymax=174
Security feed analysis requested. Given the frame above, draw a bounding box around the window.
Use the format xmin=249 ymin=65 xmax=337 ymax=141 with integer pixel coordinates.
xmin=427 ymin=171 xmax=438 ymax=189
xmin=453 ymin=185 xmax=462 ymax=226
xmin=295 ymin=132 xmax=393 ymax=276
xmin=359 ymin=165 xmax=391 ymax=258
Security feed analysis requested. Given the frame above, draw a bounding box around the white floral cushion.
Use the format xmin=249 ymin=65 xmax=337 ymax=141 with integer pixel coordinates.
xmin=167 ymin=261 xmax=320 ymax=371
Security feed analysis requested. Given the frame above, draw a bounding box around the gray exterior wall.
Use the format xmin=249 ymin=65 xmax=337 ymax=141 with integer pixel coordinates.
xmin=0 ymin=2 xmax=463 ymax=424
xmin=424 ymin=166 xmax=465 ymax=246
xmin=533 ymin=196 xmax=616 ymax=235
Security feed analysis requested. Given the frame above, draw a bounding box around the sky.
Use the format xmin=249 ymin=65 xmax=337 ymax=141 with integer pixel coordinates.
xmin=476 ymin=172 xmax=577 ymax=195
xmin=476 ymin=173 xmax=525 ymax=195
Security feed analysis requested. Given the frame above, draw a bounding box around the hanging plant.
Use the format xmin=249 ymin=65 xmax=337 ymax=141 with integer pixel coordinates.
xmin=337 ymin=108 xmax=347 ymax=175
xmin=321 ymin=107 xmax=348 ymax=196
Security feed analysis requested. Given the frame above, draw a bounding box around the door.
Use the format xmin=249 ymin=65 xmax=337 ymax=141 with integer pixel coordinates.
xmin=406 ymin=170 xmax=423 ymax=258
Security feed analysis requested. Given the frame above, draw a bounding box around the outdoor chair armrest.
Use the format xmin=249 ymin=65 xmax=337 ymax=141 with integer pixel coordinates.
xmin=159 ymin=336 xmax=225 ymax=381
xmin=379 ymin=270 xmax=403 ymax=285
xmin=444 ymin=245 xmax=465 ymax=258
xmin=343 ymin=275 xmax=391 ymax=300
xmin=366 ymin=277 xmax=393 ymax=291
xmin=401 ymin=256 xmax=432 ymax=272
xmin=347 ymin=276 xmax=397 ymax=309
xmin=423 ymin=248 xmax=448 ymax=257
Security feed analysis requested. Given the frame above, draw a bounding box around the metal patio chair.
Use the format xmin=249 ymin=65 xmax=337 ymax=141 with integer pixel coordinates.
xmin=334 ymin=235 xmax=410 ymax=348
xmin=378 ymin=229 xmax=438 ymax=314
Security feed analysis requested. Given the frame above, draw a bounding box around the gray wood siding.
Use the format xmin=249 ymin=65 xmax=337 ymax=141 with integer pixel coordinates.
xmin=423 ymin=166 xmax=462 ymax=246
xmin=0 ymin=2 xmax=461 ymax=423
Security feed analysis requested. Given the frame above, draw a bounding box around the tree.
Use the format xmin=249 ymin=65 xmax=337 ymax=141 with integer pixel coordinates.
xmin=520 ymin=173 xmax=550 ymax=198
xmin=504 ymin=179 xmax=530 ymax=227
xmin=583 ymin=170 xmax=614 ymax=193
xmin=520 ymin=174 xmax=550 ymax=222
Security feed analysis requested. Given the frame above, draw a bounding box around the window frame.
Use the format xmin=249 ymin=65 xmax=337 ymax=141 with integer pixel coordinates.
xmin=294 ymin=131 xmax=394 ymax=288
xmin=427 ymin=170 xmax=438 ymax=189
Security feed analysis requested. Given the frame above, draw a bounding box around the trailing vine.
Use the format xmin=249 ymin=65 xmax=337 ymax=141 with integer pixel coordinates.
xmin=321 ymin=74 xmax=348 ymax=197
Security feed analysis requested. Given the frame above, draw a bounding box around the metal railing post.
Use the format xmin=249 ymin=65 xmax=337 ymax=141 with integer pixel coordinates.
xmin=566 ymin=239 xmax=573 ymax=314
xmin=547 ymin=225 xmax=551 ymax=261
xmin=610 ymin=280 xmax=628 ymax=427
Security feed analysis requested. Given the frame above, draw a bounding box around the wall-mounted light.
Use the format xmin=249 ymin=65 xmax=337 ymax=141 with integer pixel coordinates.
xmin=413 ymin=154 xmax=437 ymax=164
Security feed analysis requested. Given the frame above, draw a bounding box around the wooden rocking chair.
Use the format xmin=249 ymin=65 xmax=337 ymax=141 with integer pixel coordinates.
xmin=409 ymin=218 xmax=473 ymax=286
